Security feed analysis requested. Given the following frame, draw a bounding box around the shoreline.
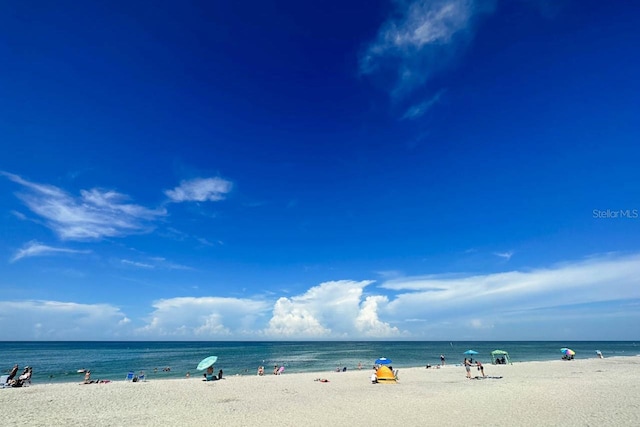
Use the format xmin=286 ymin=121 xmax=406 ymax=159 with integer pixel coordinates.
xmin=2 ymin=356 xmax=639 ymax=426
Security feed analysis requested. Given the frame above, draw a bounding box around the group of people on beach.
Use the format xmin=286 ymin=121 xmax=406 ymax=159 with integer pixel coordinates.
xmin=463 ymin=358 xmax=485 ymax=379
xmin=255 ymin=365 xmax=285 ymax=376
xmin=4 ymin=364 xmax=32 ymax=387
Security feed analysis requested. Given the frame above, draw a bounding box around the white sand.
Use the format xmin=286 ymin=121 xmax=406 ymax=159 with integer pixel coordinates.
xmin=2 ymin=357 xmax=639 ymax=426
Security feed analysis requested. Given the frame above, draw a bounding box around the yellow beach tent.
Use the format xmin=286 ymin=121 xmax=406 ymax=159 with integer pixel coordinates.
xmin=376 ymin=366 xmax=397 ymax=383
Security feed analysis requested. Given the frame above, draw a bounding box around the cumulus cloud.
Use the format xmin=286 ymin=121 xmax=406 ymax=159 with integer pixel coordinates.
xmin=164 ymin=177 xmax=232 ymax=203
xmin=132 ymin=281 xmax=400 ymax=340
xmin=136 ymin=297 xmax=270 ymax=338
xmin=2 ymin=172 xmax=166 ymax=240
xmin=11 ymin=240 xmax=91 ymax=263
xmin=0 ymin=300 xmax=130 ymax=340
xmin=2 ymin=254 xmax=639 ymax=340
xmin=264 ymin=280 xmax=399 ymax=339
xmin=361 ymin=0 xmax=495 ymax=96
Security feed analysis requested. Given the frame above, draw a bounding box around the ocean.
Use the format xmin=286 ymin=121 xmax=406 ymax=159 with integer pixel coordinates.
xmin=1 ymin=341 xmax=637 ymax=384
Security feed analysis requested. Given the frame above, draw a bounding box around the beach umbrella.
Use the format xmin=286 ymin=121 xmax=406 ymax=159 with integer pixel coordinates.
xmin=463 ymin=350 xmax=479 ymax=355
xmin=197 ymin=356 xmax=218 ymax=371
xmin=561 ymin=348 xmax=575 ymax=356
xmin=375 ymin=357 xmax=392 ymax=365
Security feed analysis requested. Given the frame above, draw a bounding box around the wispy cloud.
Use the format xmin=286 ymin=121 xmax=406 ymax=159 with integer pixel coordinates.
xmin=121 ymin=259 xmax=154 ymax=269
xmin=120 ymin=257 xmax=194 ymax=271
xmin=382 ymin=253 xmax=640 ymax=322
xmin=401 ymin=89 xmax=446 ymax=120
xmin=360 ymin=0 xmax=495 ymax=96
xmin=11 ymin=240 xmax=91 ymax=263
xmin=2 ymin=172 xmax=166 ymax=240
xmin=164 ymin=177 xmax=232 ymax=203
xmin=494 ymin=251 xmax=514 ymax=261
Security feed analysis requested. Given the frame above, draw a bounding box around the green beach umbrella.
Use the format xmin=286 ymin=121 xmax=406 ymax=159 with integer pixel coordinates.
xmin=197 ymin=356 xmax=218 ymax=371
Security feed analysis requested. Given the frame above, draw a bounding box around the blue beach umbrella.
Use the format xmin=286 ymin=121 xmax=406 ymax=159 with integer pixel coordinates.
xmin=375 ymin=357 xmax=392 ymax=365
xmin=463 ymin=350 xmax=479 ymax=355
xmin=197 ymin=356 xmax=218 ymax=371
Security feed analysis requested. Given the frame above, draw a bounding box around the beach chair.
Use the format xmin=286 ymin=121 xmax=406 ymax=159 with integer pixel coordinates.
xmin=138 ymin=373 xmax=145 ymax=382
xmin=277 ymin=366 xmax=285 ymax=375
xmin=393 ymin=369 xmax=399 ymax=381
xmin=125 ymin=371 xmax=135 ymax=381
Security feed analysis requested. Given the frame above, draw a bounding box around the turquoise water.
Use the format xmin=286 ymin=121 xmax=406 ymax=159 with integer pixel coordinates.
xmin=1 ymin=341 xmax=637 ymax=384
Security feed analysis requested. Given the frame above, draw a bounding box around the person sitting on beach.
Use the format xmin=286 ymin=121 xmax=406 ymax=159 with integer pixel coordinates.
xmin=203 ymin=366 xmax=217 ymax=381
xmin=257 ymin=366 xmax=264 ymax=376
xmin=9 ymin=367 xmax=32 ymax=387
xmin=20 ymin=367 xmax=32 ymax=383
xmin=371 ymin=370 xmax=378 ymax=384
xmin=82 ymin=370 xmax=94 ymax=384
xmin=6 ymin=364 xmax=19 ymax=383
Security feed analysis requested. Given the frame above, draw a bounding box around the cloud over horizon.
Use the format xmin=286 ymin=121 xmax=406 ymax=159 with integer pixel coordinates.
xmin=1 ymin=254 xmax=639 ymax=340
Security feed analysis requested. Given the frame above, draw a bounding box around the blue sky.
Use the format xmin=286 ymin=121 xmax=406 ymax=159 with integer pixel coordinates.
xmin=1 ymin=0 xmax=639 ymax=341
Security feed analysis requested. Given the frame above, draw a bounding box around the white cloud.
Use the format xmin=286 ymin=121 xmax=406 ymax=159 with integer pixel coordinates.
xmin=382 ymin=253 xmax=640 ymax=327
xmin=119 ymin=256 xmax=193 ymax=271
xmin=402 ymin=89 xmax=446 ymax=120
xmin=133 ymin=280 xmax=399 ymax=340
xmin=264 ymin=280 xmax=399 ymax=339
xmin=11 ymin=240 xmax=91 ymax=263
xmin=121 ymin=259 xmax=154 ymax=269
xmin=2 ymin=254 xmax=639 ymax=340
xmin=2 ymin=172 xmax=166 ymax=240
xmin=361 ymin=0 xmax=495 ymax=96
xmin=136 ymin=297 xmax=270 ymax=338
xmin=164 ymin=177 xmax=232 ymax=203
xmin=0 ymin=300 xmax=130 ymax=340
xmin=494 ymin=251 xmax=514 ymax=260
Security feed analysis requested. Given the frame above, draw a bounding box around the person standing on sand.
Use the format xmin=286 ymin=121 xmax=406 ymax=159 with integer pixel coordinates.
xmin=464 ymin=358 xmax=472 ymax=379
xmin=476 ymin=361 xmax=485 ymax=377
xmin=440 ymin=354 xmax=445 ymax=366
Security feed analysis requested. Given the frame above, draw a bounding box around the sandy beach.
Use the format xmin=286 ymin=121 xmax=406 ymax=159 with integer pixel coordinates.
xmin=2 ymin=356 xmax=639 ymax=427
